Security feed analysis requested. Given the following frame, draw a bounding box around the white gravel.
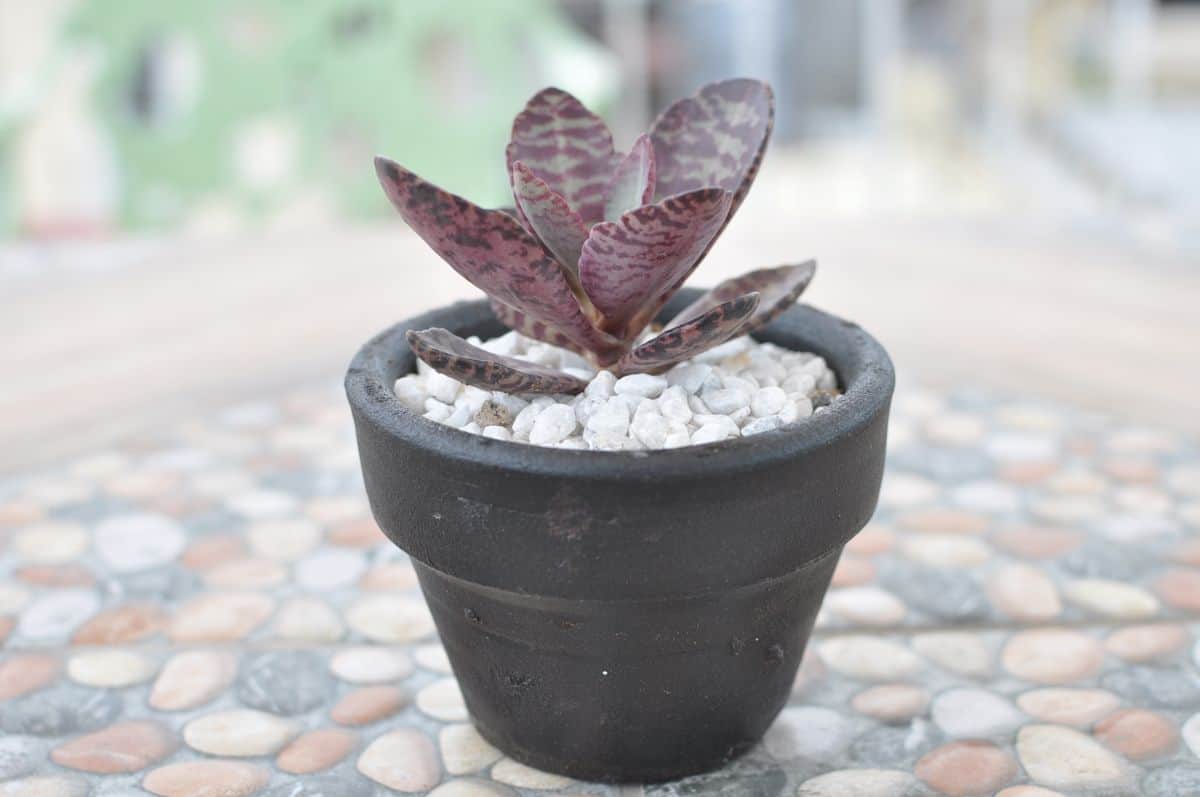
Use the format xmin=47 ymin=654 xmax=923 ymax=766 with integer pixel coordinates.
xmin=394 ymin=331 xmax=840 ymax=451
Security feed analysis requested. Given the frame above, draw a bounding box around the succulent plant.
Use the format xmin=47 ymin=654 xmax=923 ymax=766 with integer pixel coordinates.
xmin=376 ymin=78 xmax=816 ymax=395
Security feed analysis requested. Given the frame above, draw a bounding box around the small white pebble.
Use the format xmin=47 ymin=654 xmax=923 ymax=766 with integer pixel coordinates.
xmin=688 ymin=394 xmax=710 ymax=415
xmin=729 ymin=406 xmax=751 ymax=425
xmin=444 ymin=403 xmax=473 ymax=428
xmin=701 ymin=387 xmax=750 ymax=414
xmin=585 ymin=370 xmax=617 ymax=399
xmin=791 ymin=397 xmax=815 ymax=421
xmin=818 ymin=370 xmax=837 ymax=390
xmin=782 ymin=372 xmax=817 ymax=395
xmin=663 ymin=427 xmax=692 ymax=448
xmin=423 ymin=401 xmax=452 ymax=423
xmin=455 ymin=392 xmax=487 ymax=418
xmin=461 ymin=422 xmax=481 ymax=434
xmin=666 ymin=363 xmax=713 ymax=394
xmin=586 ymin=398 xmax=631 ymax=437
xmin=586 ymin=429 xmax=637 ymax=451
xmin=695 ymin=336 xmax=752 ymax=362
xmin=614 ymin=373 xmax=669 ymax=398
xmin=511 ymin=404 xmax=542 ymax=440
xmin=742 ymin=415 xmax=783 ymax=436
xmin=394 ymin=375 xmax=428 ymax=412
xmin=692 ymin=418 xmax=738 ymax=445
xmin=690 ymin=425 xmax=725 ymax=445
xmin=461 ymin=386 xmax=490 ymax=412
xmin=427 ymin=372 xmax=462 ymax=404
xmin=564 ymin=367 xmax=594 ymax=381
xmin=559 ymin=350 xmax=592 ymax=371
xmin=425 ymin=397 xmax=451 ymax=414
xmin=722 ymin=374 xmax=756 ymax=393
xmin=746 ymin=352 xmax=786 ymax=383
xmin=630 ymin=409 xmax=669 ymax=448
xmin=479 ymin=331 xmax=520 ymax=356
xmin=751 ymin=386 xmax=787 ymax=417
xmin=525 ymin=343 xmax=561 ymax=366
xmin=490 ymin=392 xmax=530 ymax=418
xmin=574 ymin=395 xmax=605 ymax=426
xmin=529 ymin=404 xmax=578 ymax=445
xmin=482 ymin=425 xmax=511 ymax=440
xmin=699 ymin=369 xmax=724 ymax=393
xmin=801 ymin=357 xmax=827 ymax=378
xmin=557 ymin=436 xmax=587 ymax=450
xmin=692 ymin=413 xmax=729 ymax=426
xmin=658 ymin=386 xmax=693 ymax=424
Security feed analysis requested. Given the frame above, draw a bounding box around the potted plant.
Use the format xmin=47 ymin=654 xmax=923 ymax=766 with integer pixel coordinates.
xmin=346 ymin=79 xmax=894 ymax=783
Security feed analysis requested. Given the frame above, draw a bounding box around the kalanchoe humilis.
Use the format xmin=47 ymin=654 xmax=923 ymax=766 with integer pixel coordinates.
xmin=377 ymin=78 xmax=818 ymax=395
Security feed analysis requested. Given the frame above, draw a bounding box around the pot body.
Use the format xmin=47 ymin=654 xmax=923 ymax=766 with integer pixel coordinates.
xmin=346 ymin=291 xmax=894 ymax=782
xmin=415 ymin=550 xmax=839 ymax=781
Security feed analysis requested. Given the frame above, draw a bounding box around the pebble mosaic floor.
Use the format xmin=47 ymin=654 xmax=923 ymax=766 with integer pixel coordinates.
xmin=2 ymin=384 xmax=1200 ymax=797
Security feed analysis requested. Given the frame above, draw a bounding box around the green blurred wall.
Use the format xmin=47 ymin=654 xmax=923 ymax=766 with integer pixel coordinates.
xmin=2 ymin=0 xmax=616 ymax=236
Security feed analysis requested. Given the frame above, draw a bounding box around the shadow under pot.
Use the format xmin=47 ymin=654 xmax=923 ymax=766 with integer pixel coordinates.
xmin=345 ymin=288 xmax=894 ymax=783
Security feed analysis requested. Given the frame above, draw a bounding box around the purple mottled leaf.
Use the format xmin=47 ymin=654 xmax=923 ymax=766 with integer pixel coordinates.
xmin=579 ymin=188 xmax=732 ymax=339
xmin=650 ymin=78 xmax=773 ymax=224
xmin=490 ymin=299 xmax=595 ymax=359
xmin=604 ymin=134 xmax=656 ymax=220
xmin=668 ymin=261 xmax=816 ymax=335
xmin=407 ymin=328 xmax=588 ymax=395
xmin=375 ymin=156 xmax=616 ymax=357
xmin=511 ymin=161 xmax=588 ymax=275
xmin=507 ymin=87 xmax=618 ymax=225
xmin=618 ymin=292 xmax=760 ymax=374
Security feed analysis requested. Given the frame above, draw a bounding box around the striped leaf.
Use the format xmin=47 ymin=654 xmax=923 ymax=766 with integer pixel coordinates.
xmin=407 ymin=328 xmax=588 ymax=395
xmin=650 ymin=78 xmax=773 ymax=226
xmin=511 ymin=161 xmax=588 ymax=275
xmin=604 ymin=133 xmax=656 ymax=220
xmin=619 ymin=292 xmax=760 ymax=374
xmin=668 ymin=261 xmax=816 ymax=335
xmin=375 ymin=156 xmax=615 ymax=357
xmin=578 ymin=187 xmax=731 ymax=339
xmin=507 ymin=87 xmax=617 ymax=225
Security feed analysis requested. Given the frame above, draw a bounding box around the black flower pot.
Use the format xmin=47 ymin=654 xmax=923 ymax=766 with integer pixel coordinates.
xmin=345 ymin=289 xmax=894 ymax=783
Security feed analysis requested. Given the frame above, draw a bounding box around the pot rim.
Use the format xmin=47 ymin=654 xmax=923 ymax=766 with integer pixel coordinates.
xmin=345 ymin=291 xmax=894 ymax=483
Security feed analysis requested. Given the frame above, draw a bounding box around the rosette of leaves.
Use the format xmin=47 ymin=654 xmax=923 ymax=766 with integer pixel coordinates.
xmin=376 ymin=78 xmax=817 ymax=395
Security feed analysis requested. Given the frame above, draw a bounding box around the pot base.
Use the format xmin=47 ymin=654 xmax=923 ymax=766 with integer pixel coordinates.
xmin=414 ymin=548 xmax=840 ymax=783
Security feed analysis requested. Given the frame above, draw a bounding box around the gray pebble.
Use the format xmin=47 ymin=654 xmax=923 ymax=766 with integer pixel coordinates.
xmin=116 ymin=566 xmax=199 ymax=601
xmin=1 ymin=686 xmax=121 ymax=735
xmin=0 ymin=735 xmax=46 ymax=779
xmin=261 ymin=776 xmax=375 ymax=797
xmin=1144 ymin=766 xmax=1200 ymax=797
xmin=658 ymin=763 xmax=788 ymax=797
xmin=237 ymin=650 xmax=333 ymax=715
xmin=888 ymin=448 xmax=992 ymax=483
xmin=848 ymin=722 xmax=942 ymax=768
xmin=1101 ymin=665 xmax=1200 ymax=709
xmin=1061 ymin=542 xmax=1154 ymax=580
xmin=883 ymin=567 xmax=989 ymax=622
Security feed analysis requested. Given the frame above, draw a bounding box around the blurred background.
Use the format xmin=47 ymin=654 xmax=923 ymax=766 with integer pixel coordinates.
xmin=2 ymin=0 xmax=1198 ymax=471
